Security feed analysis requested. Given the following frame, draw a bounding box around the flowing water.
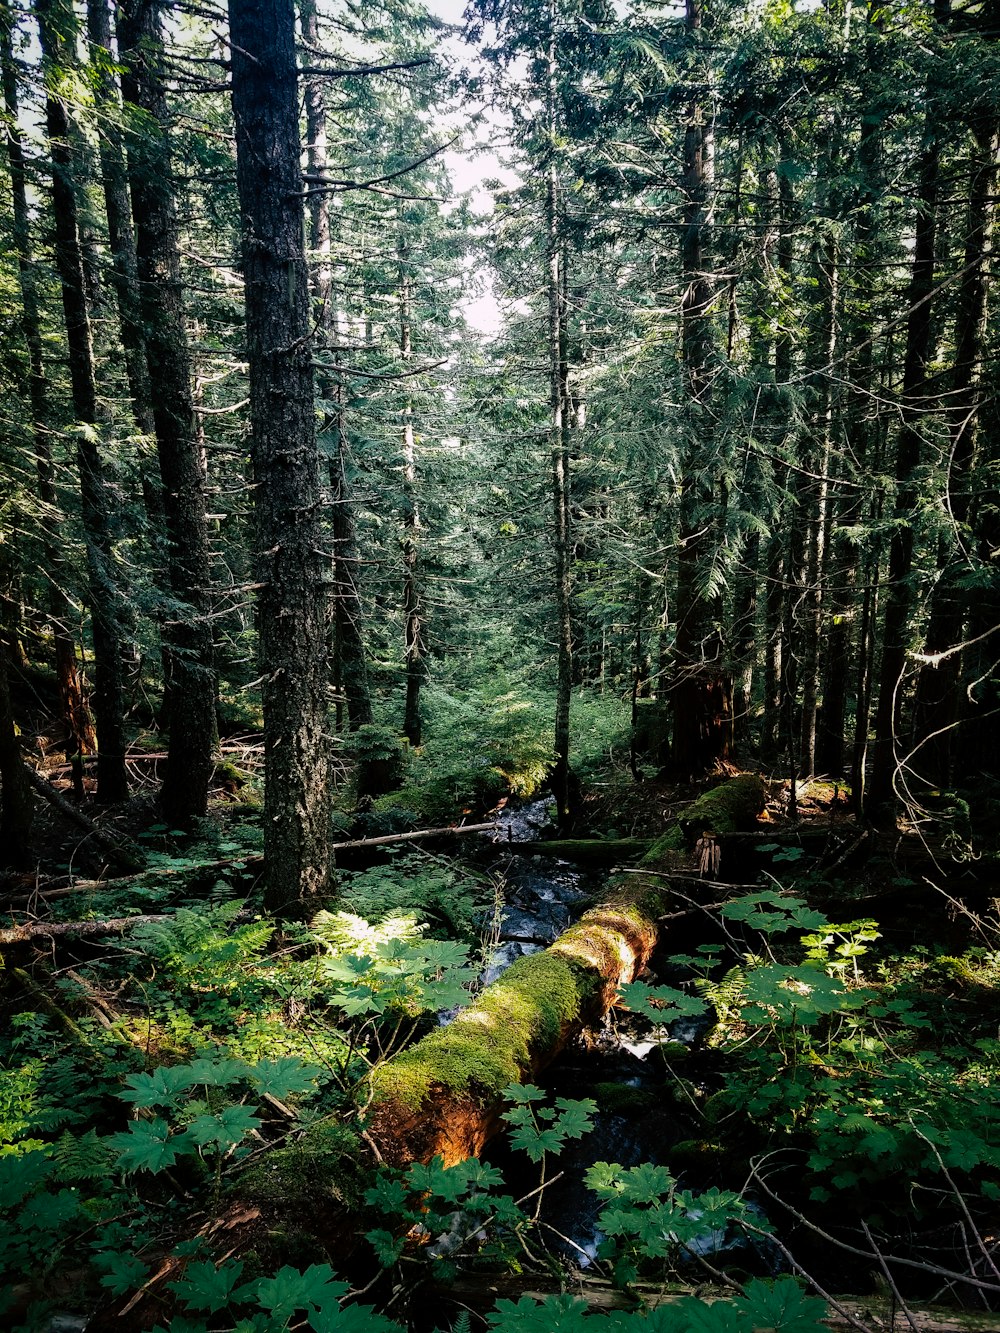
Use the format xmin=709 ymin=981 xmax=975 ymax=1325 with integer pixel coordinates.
xmin=475 ymin=799 xmax=775 ymax=1274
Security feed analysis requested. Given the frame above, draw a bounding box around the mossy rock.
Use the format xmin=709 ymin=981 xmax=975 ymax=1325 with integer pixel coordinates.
xmin=591 ymin=1082 xmax=659 ymax=1117
xmin=213 ymin=759 xmax=247 ymax=789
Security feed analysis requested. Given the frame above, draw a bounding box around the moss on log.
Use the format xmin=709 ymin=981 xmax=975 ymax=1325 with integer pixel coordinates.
xmin=367 ymin=775 xmax=765 ymax=1167
xmin=531 ymin=837 xmax=652 ymax=866
xmin=642 ymin=773 xmax=766 ymax=863
xmin=367 ymin=881 xmax=662 ymax=1166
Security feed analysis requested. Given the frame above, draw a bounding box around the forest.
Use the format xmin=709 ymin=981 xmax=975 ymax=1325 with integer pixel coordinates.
xmin=3 ymin=0 xmax=1000 ymax=1327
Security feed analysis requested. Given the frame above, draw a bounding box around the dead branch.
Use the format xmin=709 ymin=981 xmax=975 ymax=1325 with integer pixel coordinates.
xmin=25 ymin=767 xmax=144 ymax=871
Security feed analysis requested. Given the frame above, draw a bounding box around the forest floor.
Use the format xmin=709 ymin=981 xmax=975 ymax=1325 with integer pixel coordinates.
xmin=4 ymin=699 xmax=1000 ymax=1331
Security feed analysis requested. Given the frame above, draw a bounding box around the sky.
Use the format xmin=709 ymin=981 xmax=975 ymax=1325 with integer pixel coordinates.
xmin=425 ymin=0 xmax=517 ymax=335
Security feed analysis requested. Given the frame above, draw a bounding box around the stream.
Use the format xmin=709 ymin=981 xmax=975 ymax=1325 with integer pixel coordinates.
xmin=471 ymin=798 xmax=775 ymax=1277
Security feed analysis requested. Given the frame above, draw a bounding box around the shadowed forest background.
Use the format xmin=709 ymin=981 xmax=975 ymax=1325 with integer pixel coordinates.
xmin=3 ymin=0 xmax=1000 ymax=1328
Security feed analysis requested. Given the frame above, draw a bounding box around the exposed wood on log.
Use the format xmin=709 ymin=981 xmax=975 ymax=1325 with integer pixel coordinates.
xmin=25 ymin=766 xmax=143 ymax=870
xmin=0 ymin=913 xmax=170 ymax=946
xmin=365 ymin=776 xmax=766 ymax=1168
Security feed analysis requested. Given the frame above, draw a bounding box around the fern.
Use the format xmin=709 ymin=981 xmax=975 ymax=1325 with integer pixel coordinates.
xmin=51 ymin=1129 xmax=111 ymax=1182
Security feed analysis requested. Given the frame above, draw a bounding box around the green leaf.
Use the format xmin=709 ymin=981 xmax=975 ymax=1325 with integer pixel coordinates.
xmin=734 ymin=1276 xmax=828 ymax=1331
xmin=183 ymin=1105 xmax=262 ymax=1151
xmin=247 ymin=1057 xmax=319 ymax=1101
xmin=501 ymin=1083 xmax=547 ymax=1104
xmin=108 ymin=1119 xmax=182 ymax=1173
xmin=486 ymin=1294 xmax=593 ymax=1330
xmin=118 ymin=1066 xmax=196 ymax=1109
xmin=618 ymin=981 xmax=707 ymax=1023
xmin=96 ymin=1251 xmax=149 ymax=1297
xmin=170 ymin=1259 xmax=246 ymax=1313
xmin=0 ymin=1150 xmax=53 ymax=1208
xmin=17 ymin=1187 xmax=81 ymax=1233
xmin=183 ymin=1057 xmax=253 ymax=1088
xmin=310 ymin=1301 xmax=404 ymax=1332
xmin=365 ymin=1228 xmax=406 ymax=1267
xmin=250 ymin=1263 xmax=347 ymax=1323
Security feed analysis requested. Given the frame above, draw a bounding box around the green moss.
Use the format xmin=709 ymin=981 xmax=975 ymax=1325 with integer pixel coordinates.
xmin=535 ymin=838 xmax=653 ymax=867
xmin=371 ymin=950 xmax=589 ymax=1110
xmin=643 ymin=775 xmax=766 ymax=865
xmin=592 ymin=1082 xmax=659 ymax=1117
xmin=239 ymin=1122 xmax=367 ymax=1211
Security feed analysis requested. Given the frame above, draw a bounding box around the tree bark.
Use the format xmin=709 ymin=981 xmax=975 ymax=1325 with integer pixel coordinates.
xmin=299 ymin=0 xmax=372 ymax=734
xmin=670 ymin=0 xmax=732 ymax=779
xmin=1 ymin=2 xmax=95 ymax=796
xmin=35 ymin=0 xmax=130 ymax=805
xmin=544 ymin=5 xmax=574 ymax=829
xmin=399 ymin=240 xmax=424 ymax=748
xmin=85 ymin=0 xmax=155 ymax=444
xmin=228 ymin=0 xmax=332 ymax=913
xmin=0 ymin=604 xmax=34 ymax=870
xmin=868 ymin=107 xmax=942 ymax=817
xmin=913 ymin=119 xmax=997 ymax=788
xmin=118 ymin=0 xmax=217 ymax=828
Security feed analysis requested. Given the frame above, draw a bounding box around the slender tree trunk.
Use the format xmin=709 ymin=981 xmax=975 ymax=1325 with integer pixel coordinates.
xmin=398 ymin=242 xmax=424 ymax=747
xmin=867 ymin=118 xmax=941 ymax=817
xmin=731 ymin=532 xmax=758 ymax=748
xmin=913 ymin=119 xmax=997 ymax=787
xmin=300 ymin=0 xmax=371 ymax=734
xmin=799 ymin=231 xmax=838 ymax=777
xmin=228 ymin=0 xmax=332 ymax=913
xmin=819 ymin=105 xmax=882 ymax=779
xmin=35 ymin=0 xmax=129 ymax=804
xmin=765 ymin=157 xmax=795 ymax=765
xmin=118 ymin=0 xmax=217 ymax=828
xmin=85 ymin=0 xmax=155 ymax=445
xmin=1 ymin=4 xmax=94 ymax=796
xmin=546 ymin=14 xmax=574 ymax=828
xmin=0 ymin=568 xmax=34 ymax=869
xmin=671 ymin=0 xmax=732 ymax=778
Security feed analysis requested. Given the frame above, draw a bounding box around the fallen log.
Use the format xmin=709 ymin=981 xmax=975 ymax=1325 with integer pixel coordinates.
xmin=528 ymin=837 xmax=653 ymax=866
xmin=81 ymin=777 xmax=767 ymax=1329
xmin=366 ymin=775 xmax=766 ymax=1168
xmin=444 ymin=1274 xmax=1000 ymax=1331
xmin=1 ymin=821 xmax=499 ymax=902
xmin=0 ymin=913 xmax=171 ymax=946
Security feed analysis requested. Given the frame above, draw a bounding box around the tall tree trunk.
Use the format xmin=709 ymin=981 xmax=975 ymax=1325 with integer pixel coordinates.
xmin=0 ymin=564 xmax=34 ymax=869
xmin=118 ymin=0 xmax=217 ymax=828
xmin=867 ymin=108 xmax=942 ymax=817
xmin=799 ymin=226 xmax=838 ymax=777
xmin=229 ymin=0 xmax=332 ymax=913
xmin=300 ymin=0 xmax=372 ymax=734
xmin=546 ymin=11 xmax=574 ymax=828
xmin=819 ymin=102 xmax=883 ymax=779
xmin=399 ymin=242 xmax=424 ymax=748
xmin=35 ymin=0 xmax=129 ymax=804
xmin=913 ymin=118 xmax=997 ymax=787
xmin=671 ymin=0 xmax=732 ymax=778
xmin=85 ymin=0 xmax=155 ymax=445
xmin=1 ymin=2 xmax=94 ymax=796
xmin=764 ymin=156 xmax=795 ymax=765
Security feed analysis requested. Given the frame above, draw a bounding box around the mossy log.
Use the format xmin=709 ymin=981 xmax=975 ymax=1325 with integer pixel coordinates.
xmin=366 ymin=775 xmax=766 ymax=1168
xmin=642 ymin=773 xmax=767 ymax=864
xmin=530 ymin=837 xmax=652 ymax=866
